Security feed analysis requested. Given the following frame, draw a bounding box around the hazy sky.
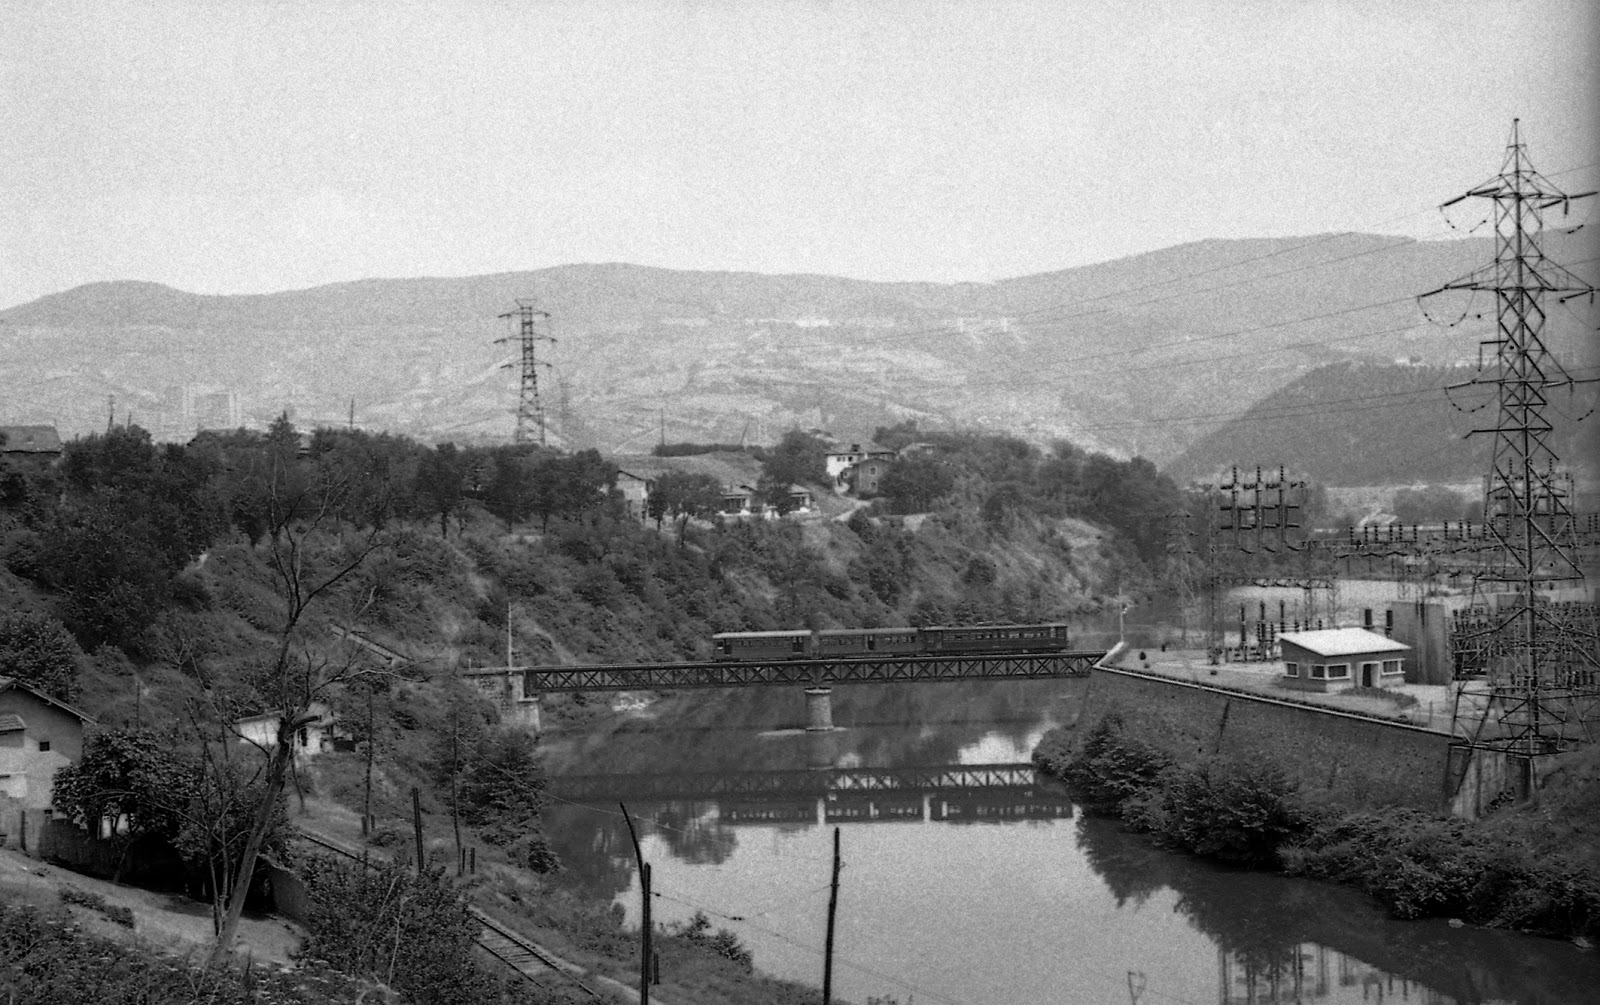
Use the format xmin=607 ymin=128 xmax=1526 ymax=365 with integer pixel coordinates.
xmin=2 ymin=1 xmax=1595 ymax=309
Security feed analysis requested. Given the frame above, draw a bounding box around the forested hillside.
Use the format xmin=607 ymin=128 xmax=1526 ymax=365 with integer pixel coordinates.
xmin=1167 ymin=361 xmax=1600 ymax=487
xmin=0 ymin=418 xmax=1176 ymax=1001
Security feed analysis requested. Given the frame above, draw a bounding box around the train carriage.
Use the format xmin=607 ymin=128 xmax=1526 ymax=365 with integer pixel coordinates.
xmin=814 ymin=628 xmax=923 ymax=658
xmin=712 ymin=630 xmax=812 ymax=661
xmin=919 ymin=623 xmax=1070 ymax=654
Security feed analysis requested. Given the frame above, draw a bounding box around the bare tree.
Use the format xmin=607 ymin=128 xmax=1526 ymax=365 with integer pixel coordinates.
xmin=206 ymin=428 xmax=412 ymax=965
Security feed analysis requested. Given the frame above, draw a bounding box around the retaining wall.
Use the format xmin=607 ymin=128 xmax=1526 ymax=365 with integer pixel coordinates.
xmin=1082 ymin=666 xmax=1456 ymax=810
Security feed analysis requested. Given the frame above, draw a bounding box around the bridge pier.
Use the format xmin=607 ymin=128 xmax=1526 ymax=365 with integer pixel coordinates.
xmin=804 ymin=687 xmax=834 ymax=731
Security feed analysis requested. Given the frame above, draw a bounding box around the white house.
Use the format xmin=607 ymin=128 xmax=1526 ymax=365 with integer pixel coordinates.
xmin=824 ymin=440 xmax=896 ymax=494
xmin=232 ymin=701 xmax=340 ymax=759
xmin=1278 ymin=629 xmax=1411 ymax=693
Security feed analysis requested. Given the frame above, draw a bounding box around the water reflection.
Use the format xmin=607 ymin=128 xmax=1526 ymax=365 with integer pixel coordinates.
xmin=1076 ymin=815 xmax=1598 ymax=1005
xmin=541 ymin=678 xmax=1600 ymax=1004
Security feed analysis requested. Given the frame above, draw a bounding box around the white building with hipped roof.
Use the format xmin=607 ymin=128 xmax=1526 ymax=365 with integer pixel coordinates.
xmin=1277 ymin=628 xmax=1410 ymax=693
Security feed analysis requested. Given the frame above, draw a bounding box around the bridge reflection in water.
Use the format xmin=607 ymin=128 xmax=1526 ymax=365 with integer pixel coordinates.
xmin=548 ymin=762 xmax=1073 ymax=827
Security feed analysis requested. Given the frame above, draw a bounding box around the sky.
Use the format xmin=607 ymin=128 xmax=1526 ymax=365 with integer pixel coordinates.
xmin=1 ymin=0 xmax=1596 ymax=309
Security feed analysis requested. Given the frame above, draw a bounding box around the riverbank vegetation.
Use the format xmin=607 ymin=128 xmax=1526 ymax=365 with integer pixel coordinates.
xmin=1034 ymin=715 xmax=1600 ymax=941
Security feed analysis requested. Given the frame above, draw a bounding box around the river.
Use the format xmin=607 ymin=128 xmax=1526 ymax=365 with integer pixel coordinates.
xmin=540 ymin=678 xmax=1600 ymax=1005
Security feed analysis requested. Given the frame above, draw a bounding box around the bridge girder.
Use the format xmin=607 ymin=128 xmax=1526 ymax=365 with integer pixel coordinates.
xmin=524 ymin=651 xmax=1105 ymax=693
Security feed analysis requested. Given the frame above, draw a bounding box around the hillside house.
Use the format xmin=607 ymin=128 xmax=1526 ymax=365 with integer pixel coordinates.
xmin=232 ymin=701 xmax=342 ymax=759
xmin=1278 ymin=629 xmax=1410 ymax=693
xmin=615 ymin=469 xmax=653 ymax=523
xmin=0 ymin=677 xmax=95 ymax=851
xmin=846 ymin=456 xmax=893 ymax=496
xmin=781 ymin=484 xmax=815 ymax=514
xmin=825 ymin=440 xmax=895 ymax=494
xmin=0 ymin=425 xmax=62 ymax=471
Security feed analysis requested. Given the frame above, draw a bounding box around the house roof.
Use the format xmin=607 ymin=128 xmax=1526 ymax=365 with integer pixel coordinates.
xmin=610 ymin=452 xmax=763 ymax=492
xmin=0 ymin=425 xmax=62 ymax=454
xmin=825 ymin=439 xmax=891 ymax=456
xmin=0 ymin=713 xmax=25 ymax=732
xmin=1277 ymin=628 xmax=1410 ymax=657
xmin=0 ymin=677 xmax=97 ymax=724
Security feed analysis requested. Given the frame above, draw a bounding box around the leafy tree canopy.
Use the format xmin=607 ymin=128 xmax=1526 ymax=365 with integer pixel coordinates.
xmin=0 ymin=611 xmax=82 ymax=701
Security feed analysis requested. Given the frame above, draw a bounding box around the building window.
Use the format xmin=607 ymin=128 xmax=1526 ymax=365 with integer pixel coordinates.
xmin=1311 ymin=665 xmax=1326 ymax=679
xmin=1383 ymin=660 xmax=1403 ymax=675
xmin=1285 ymin=662 xmax=1299 ymax=677
xmin=38 ymin=740 xmax=50 ymax=752
xmin=1328 ymin=663 xmax=1350 ymax=679
xmin=298 ymin=728 xmax=309 ymax=747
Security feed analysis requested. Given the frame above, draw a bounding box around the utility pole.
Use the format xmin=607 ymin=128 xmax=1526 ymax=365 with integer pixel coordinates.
xmin=496 ymin=299 xmax=556 ymax=445
xmin=620 ymin=803 xmax=652 ymax=1005
xmin=1422 ymin=119 xmax=1598 ymax=775
xmin=823 ymin=826 xmax=841 ymax=1005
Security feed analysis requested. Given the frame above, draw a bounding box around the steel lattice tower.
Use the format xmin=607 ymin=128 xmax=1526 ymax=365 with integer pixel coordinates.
xmin=496 ymin=300 xmax=556 ymax=445
xmin=1423 ymin=120 xmax=1598 ymax=763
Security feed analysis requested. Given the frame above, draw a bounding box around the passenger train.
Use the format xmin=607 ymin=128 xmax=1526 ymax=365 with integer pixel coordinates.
xmin=711 ymin=623 xmax=1071 ymax=661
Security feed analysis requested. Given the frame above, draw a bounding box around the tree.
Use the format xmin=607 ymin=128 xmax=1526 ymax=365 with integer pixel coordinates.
xmin=759 ymin=430 xmax=828 ymax=489
xmin=458 ymin=726 xmax=558 ymax=872
xmin=649 ymin=470 xmax=723 ymax=536
xmin=414 ymin=444 xmax=464 ymax=537
xmin=878 ymin=454 xmax=953 ymax=514
xmin=0 ymin=611 xmax=83 ymax=701
xmin=205 ymin=440 xmax=407 ymax=964
xmin=484 ymin=448 xmax=537 ymax=531
xmin=51 ymin=729 xmax=192 ymax=881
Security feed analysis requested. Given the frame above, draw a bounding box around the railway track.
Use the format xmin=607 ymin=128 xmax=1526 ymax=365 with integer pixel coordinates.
xmin=292 ymin=829 xmax=609 ymax=1000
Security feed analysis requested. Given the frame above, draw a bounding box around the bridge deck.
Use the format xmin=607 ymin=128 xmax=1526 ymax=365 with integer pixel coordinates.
xmin=525 ymin=650 xmax=1105 ymax=692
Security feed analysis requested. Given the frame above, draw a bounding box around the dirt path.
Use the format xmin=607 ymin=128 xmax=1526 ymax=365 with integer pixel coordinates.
xmin=0 ymin=846 xmax=303 ymax=966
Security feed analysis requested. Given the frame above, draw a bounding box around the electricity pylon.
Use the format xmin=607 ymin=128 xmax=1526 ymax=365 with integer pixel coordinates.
xmin=1421 ymin=120 xmax=1599 ymax=765
xmin=496 ymin=300 xmax=556 ymax=445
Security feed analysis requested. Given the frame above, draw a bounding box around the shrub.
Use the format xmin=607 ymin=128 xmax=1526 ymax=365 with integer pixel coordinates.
xmin=1051 ymin=713 xmax=1172 ymax=815
xmin=670 ymin=911 xmax=753 ymax=971
xmin=298 ymin=855 xmax=493 ymax=1005
xmin=1135 ymin=757 xmax=1309 ymax=866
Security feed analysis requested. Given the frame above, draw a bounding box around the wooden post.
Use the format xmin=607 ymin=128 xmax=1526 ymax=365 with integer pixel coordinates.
xmin=362 ymin=686 xmax=374 ymax=838
xmin=641 ymin=862 xmax=653 ymax=998
xmin=411 ymin=787 xmax=424 ymax=874
xmin=823 ymin=826 xmax=840 ymax=1005
xmin=450 ymin=703 xmax=462 ymax=875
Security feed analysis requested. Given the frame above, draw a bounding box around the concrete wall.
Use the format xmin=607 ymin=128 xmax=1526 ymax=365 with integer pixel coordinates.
xmin=1081 ymin=666 xmax=1456 ymax=810
xmin=1387 ymin=601 xmax=1456 ymax=684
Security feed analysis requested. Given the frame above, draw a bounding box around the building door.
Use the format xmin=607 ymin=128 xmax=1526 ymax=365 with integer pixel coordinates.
xmin=1362 ymin=663 xmax=1373 ymax=687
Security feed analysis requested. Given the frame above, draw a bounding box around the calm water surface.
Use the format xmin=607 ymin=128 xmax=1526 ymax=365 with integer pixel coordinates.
xmin=541 ymin=679 xmax=1600 ymax=1004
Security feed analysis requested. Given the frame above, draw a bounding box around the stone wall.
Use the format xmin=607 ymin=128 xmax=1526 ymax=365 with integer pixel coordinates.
xmin=1081 ymin=666 xmax=1456 ymax=810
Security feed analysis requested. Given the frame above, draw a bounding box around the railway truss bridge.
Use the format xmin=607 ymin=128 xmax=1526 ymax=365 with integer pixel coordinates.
xmin=514 ymin=650 xmax=1107 ymax=729
xmin=549 ymin=762 xmax=1073 ymax=825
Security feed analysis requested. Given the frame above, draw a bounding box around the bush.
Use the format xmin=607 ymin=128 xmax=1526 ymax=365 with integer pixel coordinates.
xmin=670 ymin=911 xmax=753 ymax=971
xmin=1280 ymin=808 xmax=1600 ymax=937
xmin=299 ymin=855 xmax=493 ymax=1005
xmin=1133 ymin=757 xmax=1309 ymax=866
xmin=1049 ymin=713 xmax=1172 ymax=815
xmin=57 ymin=885 xmax=134 ymax=927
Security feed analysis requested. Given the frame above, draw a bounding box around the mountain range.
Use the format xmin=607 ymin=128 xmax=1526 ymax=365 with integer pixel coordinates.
xmin=3 ymin=229 xmax=1595 ymax=480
